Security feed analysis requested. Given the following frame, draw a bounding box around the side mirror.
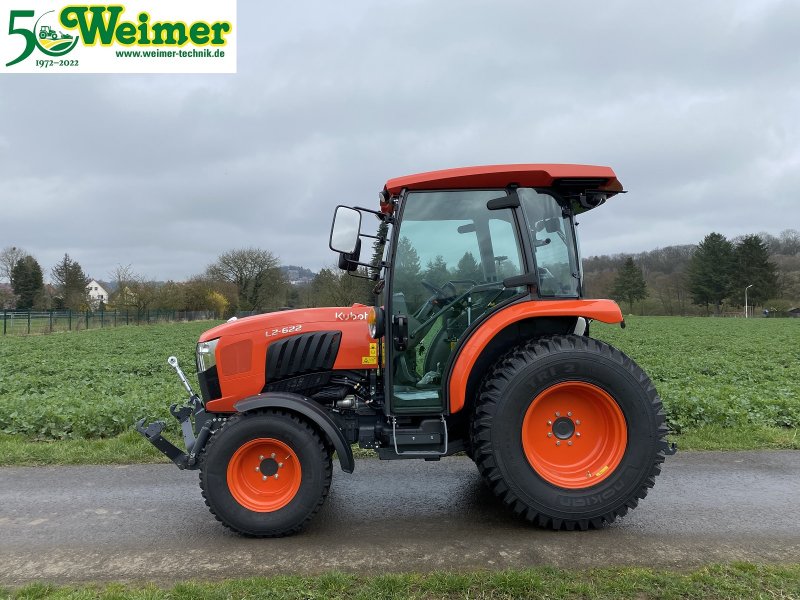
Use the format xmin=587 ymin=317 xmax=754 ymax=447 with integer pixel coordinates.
xmin=330 ymin=206 xmax=362 ymax=254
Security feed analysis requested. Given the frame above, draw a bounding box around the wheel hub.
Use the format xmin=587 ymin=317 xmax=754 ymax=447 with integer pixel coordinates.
xmin=551 ymin=416 xmax=575 ymax=440
xmin=259 ymin=457 xmax=279 ymax=477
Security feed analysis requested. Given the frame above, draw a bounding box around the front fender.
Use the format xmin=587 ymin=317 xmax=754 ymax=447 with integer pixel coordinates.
xmin=234 ymin=392 xmax=355 ymax=473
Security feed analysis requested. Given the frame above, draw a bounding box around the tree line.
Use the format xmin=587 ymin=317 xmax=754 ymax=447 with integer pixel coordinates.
xmin=2 ymin=228 xmax=797 ymax=318
xmin=590 ymin=230 xmax=797 ymax=316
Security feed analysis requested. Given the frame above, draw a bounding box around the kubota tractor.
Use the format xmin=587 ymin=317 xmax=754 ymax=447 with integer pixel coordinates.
xmin=137 ymin=164 xmax=674 ymax=537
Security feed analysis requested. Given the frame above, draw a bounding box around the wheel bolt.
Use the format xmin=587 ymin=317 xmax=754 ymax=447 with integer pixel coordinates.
xmin=567 ymin=411 xmax=573 ymax=417
xmin=575 ymin=420 xmax=581 ymax=425
xmin=547 ymin=420 xmax=552 ymax=426
xmin=262 ymin=475 xmax=267 ymax=481
xmin=555 ymin=411 xmax=560 ymax=417
xmin=271 ymin=453 xmax=276 ymax=458
xmin=274 ymin=474 xmax=279 ymax=479
xmin=556 ymin=441 xmax=561 ymax=446
xmin=259 ymin=455 xmax=264 ymax=460
xmin=547 ymin=432 xmax=553 ymax=438
xmin=278 ymin=463 xmax=284 ymax=468
xmin=576 ymin=433 xmax=581 ymax=437
xmin=255 ymin=467 xmax=260 ymax=472
xmin=568 ymin=441 xmax=573 ymax=446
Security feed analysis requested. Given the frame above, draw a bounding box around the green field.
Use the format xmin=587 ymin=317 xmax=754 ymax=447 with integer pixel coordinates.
xmin=0 ymin=317 xmax=797 ymax=459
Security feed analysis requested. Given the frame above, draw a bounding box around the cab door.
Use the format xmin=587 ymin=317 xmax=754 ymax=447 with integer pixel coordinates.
xmin=386 ymin=189 xmax=527 ymax=415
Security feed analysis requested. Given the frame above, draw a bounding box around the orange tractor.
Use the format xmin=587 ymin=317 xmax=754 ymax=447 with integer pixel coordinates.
xmin=138 ymin=164 xmax=674 ymax=536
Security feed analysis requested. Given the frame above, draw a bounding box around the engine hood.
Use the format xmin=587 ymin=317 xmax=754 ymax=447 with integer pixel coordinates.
xmin=198 ymin=304 xmax=372 ymax=342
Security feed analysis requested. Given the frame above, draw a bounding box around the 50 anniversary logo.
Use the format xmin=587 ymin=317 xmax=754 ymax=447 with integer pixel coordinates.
xmin=2 ymin=1 xmax=236 ymax=73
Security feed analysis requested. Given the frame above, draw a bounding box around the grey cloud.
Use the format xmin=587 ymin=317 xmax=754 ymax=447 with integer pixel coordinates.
xmin=0 ymin=0 xmax=797 ymax=280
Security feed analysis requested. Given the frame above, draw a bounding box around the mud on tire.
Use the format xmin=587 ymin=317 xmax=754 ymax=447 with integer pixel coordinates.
xmin=471 ymin=334 xmax=670 ymax=530
xmin=199 ymin=410 xmax=332 ymax=537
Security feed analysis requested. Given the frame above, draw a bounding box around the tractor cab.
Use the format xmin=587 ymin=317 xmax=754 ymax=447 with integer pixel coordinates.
xmin=330 ymin=164 xmax=623 ymax=422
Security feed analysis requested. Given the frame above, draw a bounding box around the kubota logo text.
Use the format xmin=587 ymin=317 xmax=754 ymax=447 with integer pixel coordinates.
xmin=335 ymin=311 xmax=370 ymax=321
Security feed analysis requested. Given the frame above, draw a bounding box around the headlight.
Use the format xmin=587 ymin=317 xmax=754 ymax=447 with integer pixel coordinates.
xmin=196 ymin=338 xmax=219 ymax=372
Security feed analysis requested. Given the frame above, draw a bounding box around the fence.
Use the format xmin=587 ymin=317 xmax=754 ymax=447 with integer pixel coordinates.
xmin=1 ymin=309 xmax=216 ymax=335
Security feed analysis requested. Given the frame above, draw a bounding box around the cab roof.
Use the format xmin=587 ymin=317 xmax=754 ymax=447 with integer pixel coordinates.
xmin=384 ymin=164 xmax=622 ymax=196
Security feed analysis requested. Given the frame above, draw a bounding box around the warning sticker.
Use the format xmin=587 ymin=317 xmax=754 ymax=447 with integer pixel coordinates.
xmin=362 ymin=356 xmax=377 ymax=365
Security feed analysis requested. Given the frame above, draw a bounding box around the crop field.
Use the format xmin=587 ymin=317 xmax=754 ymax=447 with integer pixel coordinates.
xmin=0 ymin=317 xmax=797 ymax=443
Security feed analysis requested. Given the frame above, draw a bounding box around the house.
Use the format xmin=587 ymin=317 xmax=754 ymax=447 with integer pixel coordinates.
xmin=86 ymin=279 xmax=110 ymax=307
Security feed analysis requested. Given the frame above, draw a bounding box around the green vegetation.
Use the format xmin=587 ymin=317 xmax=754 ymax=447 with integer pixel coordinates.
xmin=0 ymin=322 xmax=216 ymax=441
xmin=2 ymin=564 xmax=799 ymax=599
xmin=0 ymin=317 xmax=797 ymax=465
xmin=592 ymin=317 xmax=799 ymax=433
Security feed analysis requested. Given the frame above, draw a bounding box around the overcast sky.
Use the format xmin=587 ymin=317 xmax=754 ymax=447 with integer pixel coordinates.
xmin=1 ymin=0 xmax=797 ymax=282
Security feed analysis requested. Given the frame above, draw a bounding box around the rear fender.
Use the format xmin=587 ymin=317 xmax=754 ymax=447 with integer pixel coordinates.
xmin=448 ymin=299 xmax=623 ymax=414
xmin=234 ymin=392 xmax=355 ymax=473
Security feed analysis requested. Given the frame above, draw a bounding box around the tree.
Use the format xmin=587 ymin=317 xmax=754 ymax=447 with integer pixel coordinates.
xmin=455 ymin=251 xmax=482 ymax=283
xmin=0 ymin=285 xmax=16 ymax=309
xmin=688 ymin=233 xmax=734 ymax=315
xmin=393 ymin=236 xmax=425 ymax=309
xmin=611 ymin=257 xmax=648 ymax=313
xmin=51 ymin=254 xmax=89 ymax=310
xmin=369 ymin=220 xmax=389 ymax=280
xmin=207 ymin=290 xmax=229 ymax=318
xmin=731 ymin=235 xmax=778 ymax=308
xmin=423 ymin=255 xmax=449 ymax=286
xmin=0 ymin=246 xmax=26 ymax=285
xmin=11 ymin=255 xmax=44 ymax=309
xmin=206 ymin=248 xmax=287 ymax=312
xmin=309 ymin=267 xmax=371 ymax=307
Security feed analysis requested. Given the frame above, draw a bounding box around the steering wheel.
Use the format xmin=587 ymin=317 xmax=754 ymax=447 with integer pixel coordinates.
xmin=414 ymin=280 xmax=458 ymax=320
xmin=421 ymin=280 xmax=456 ymax=300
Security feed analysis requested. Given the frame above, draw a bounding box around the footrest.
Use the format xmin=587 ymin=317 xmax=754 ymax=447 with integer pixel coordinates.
xmin=391 ymin=416 xmax=448 ymax=457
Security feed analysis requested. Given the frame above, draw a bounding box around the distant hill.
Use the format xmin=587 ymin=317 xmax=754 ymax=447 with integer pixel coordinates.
xmin=281 ymin=265 xmax=316 ymax=285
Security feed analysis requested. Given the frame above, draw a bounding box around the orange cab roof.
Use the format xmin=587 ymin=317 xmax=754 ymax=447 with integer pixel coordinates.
xmin=384 ymin=164 xmax=622 ymax=195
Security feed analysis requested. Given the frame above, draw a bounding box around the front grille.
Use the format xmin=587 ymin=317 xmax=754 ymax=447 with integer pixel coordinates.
xmin=198 ymin=365 xmax=222 ymax=402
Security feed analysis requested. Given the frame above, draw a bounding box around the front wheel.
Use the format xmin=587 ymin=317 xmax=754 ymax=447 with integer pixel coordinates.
xmin=471 ymin=335 xmax=669 ymax=530
xmin=199 ymin=410 xmax=332 ymax=537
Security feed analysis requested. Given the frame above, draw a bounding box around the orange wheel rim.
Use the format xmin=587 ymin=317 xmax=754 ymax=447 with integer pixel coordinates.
xmin=227 ymin=438 xmax=301 ymax=511
xmin=521 ymin=381 xmax=627 ymax=489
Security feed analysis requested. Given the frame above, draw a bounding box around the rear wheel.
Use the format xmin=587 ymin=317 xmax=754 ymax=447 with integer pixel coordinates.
xmin=199 ymin=410 xmax=332 ymax=537
xmin=471 ymin=334 xmax=669 ymax=530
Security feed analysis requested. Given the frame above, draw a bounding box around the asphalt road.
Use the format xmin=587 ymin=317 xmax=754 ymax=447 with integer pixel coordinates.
xmin=1 ymin=451 xmax=799 ymax=586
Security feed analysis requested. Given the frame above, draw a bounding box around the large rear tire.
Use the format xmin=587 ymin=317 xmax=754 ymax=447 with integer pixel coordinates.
xmin=471 ymin=335 xmax=669 ymax=530
xmin=199 ymin=410 xmax=332 ymax=537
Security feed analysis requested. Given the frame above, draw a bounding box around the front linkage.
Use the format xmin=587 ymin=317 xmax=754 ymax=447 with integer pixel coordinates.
xmin=136 ymin=356 xmax=217 ymax=470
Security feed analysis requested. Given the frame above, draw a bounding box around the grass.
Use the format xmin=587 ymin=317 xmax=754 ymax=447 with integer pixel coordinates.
xmin=1 ymin=564 xmax=798 ymax=599
xmin=0 ymin=316 xmax=797 ymax=465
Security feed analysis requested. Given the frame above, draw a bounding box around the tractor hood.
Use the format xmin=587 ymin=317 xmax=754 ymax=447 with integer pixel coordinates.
xmin=198 ymin=305 xmax=372 ymax=342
